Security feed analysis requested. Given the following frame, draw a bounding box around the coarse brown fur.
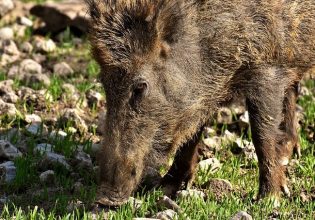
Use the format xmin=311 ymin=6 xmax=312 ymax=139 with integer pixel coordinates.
xmin=85 ymin=0 xmax=315 ymax=205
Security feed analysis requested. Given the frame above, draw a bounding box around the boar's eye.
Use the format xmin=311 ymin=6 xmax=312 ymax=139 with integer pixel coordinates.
xmin=129 ymin=80 xmax=149 ymax=108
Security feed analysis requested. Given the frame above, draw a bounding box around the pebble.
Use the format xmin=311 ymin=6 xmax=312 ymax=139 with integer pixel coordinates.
xmin=0 ymin=140 xmax=22 ymax=160
xmin=35 ymin=143 xmax=53 ymax=154
xmin=0 ymin=80 xmax=18 ymax=103
xmin=20 ymin=42 xmax=33 ymax=53
xmin=217 ymin=107 xmax=233 ymax=124
xmin=176 ymin=189 xmax=206 ymax=200
xmin=49 ymin=130 xmax=67 ymax=139
xmin=231 ymin=211 xmax=253 ymax=220
xmin=73 ymin=151 xmax=93 ymax=170
xmin=203 ymin=127 xmax=216 ymax=138
xmin=203 ymin=136 xmax=221 ymax=151
xmin=26 ymin=123 xmax=42 ymax=135
xmin=39 ymin=170 xmax=55 ymax=184
xmin=0 ymin=161 xmax=16 ymax=183
xmin=73 ymin=181 xmax=83 ymax=193
xmin=24 ymin=72 xmax=51 ymax=86
xmin=34 ymin=37 xmax=56 ymax=53
xmin=53 ymin=62 xmax=74 ymax=77
xmin=25 ymin=114 xmax=42 ymax=124
xmin=129 ymin=197 xmax=143 ymax=211
xmin=17 ymin=16 xmax=33 ymax=27
xmin=58 ymin=108 xmax=88 ymax=134
xmin=0 ymin=98 xmax=17 ymax=117
xmin=0 ymin=27 xmax=14 ymax=40
xmin=0 ymin=0 xmax=14 ymax=17
xmin=41 ymin=152 xmax=71 ymax=170
xmin=238 ymin=111 xmax=250 ymax=129
xmin=19 ymin=59 xmax=42 ymax=75
xmin=2 ymin=39 xmax=20 ymax=55
xmin=198 ymin=158 xmax=221 ymax=174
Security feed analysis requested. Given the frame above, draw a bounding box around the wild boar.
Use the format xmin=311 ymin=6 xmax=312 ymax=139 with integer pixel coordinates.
xmin=85 ymin=0 xmax=315 ymax=205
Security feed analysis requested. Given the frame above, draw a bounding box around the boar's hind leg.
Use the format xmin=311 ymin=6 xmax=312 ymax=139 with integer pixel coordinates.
xmin=245 ymin=67 xmax=289 ymax=199
xmin=279 ymin=83 xmax=301 ymax=165
xmin=160 ymin=127 xmax=203 ymax=197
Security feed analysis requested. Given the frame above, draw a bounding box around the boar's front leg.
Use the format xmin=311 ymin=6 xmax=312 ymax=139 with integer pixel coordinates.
xmin=160 ymin=127 xmax=203 ymax=197
xmin=245 ymin=67 xmax=291 ymax=199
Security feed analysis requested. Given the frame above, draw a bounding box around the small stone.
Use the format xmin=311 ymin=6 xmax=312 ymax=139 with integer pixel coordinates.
xmin=222 ymin=130 xmax=237 ymax=143
xmin=176 ymin=189 xmax=206 ymax=200
xmin=0 ymin=0 xmax=14 ymax=17
xmin=39 ymin=170 xmax=55 ymax=184
xmin=53 ymin=62 xmax=74 ymax=77
xmin=19 ymin=59 xmax=42 ymax=75
xmin=86 ymin=90 xmax=105 ymax=108
xmin=300 ymin=86 xmax=311 ymax=96
xmin=0 ymin=80 xmax=18 ymax=103
xmin=2 ymin=39 xmax=20 ymax=55
xmin=17 ymin=16 xmax=33 ymax=27
xmin=0 ymin=53 xmax=19 ymax=66
xmin=73 ymin=151 xmax=93 ymax=170
xmin=25 ymin=114 xmax=42 ymax=124
xmin=0 ymin=27 xmax=14 ymax=40
xmin=26 ymin=123 xmax=42 ymax=135
xmin=217 ymin=107 xmax=233 ymax=124
xmin=0 ymin=99 xmax=17 ymax=117
xmin=41 ymin=152 xmax=71 ymax=170
xmin=49 ymin=130 xmax=67 ymax=139
xmin=0 ymin=140 xmax=22 ymax=160
xmin=58 ymin=108 xmax=88 ymax=134
xmin=35 ymin=143 xmax=53 ymax=154
xmin=202 ymin=136 xmax=221 ymax=151
xmin=0 ymin=161 xmax=16 ymax=183
xmin=24 ymin=73 xmax=51 ymax=86
xmin=231 ymin=211 xmax=253 ymax=220
xmin=20 ymin=42 xmax=33 ymax=53
xmin=34 ymin=37 xmax=56 ymax=53
xmin=155 ymin=209 xmax=177 ymax=220
xmin=11 ymin=24 xmax=26 ymax=38
xmin=203 ymin=178 xmax=233 ymax=198
xmin=198 ymin=158 xmax=221 ymax=174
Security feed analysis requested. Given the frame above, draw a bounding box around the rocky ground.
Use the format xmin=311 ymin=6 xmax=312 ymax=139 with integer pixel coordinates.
xmin=0 ymin=0 xmax=314 ymax=219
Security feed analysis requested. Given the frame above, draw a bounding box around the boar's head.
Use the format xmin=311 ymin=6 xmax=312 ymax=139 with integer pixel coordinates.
xmin=86 ymin=0 xmax=209 ymax=206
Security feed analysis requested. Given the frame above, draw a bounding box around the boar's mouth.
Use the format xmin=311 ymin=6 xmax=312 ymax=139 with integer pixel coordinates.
xmin=96 ymin=184 xmax=130 ymax=206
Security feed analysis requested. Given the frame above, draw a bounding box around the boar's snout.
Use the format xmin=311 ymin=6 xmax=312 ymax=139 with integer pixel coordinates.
xmin=97 ymin=150 xmax=144 ymax=206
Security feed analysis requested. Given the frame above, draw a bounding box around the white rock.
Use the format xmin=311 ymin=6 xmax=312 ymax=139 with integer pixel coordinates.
xmin=49 ymin=130 xmax=67 ymax=139
xmin=53 ymin=62 xmax=74 ymax=77
xmin=34 ymin=37 xmax=56 ymax=53
xmin=203 ymin=127 xmax=216 ymax=138
xmin=217 ymin=107 xmax=233 ymax=124
xmin=17 ymin=16 xmax=33 ymax=27
xmin=203 ymin=136 xmax=221 ymax=150
xmin=2 ymin=39 xmax=19 ymax=55
xmin=198 ymin=158 xmax=221 ymax=174
xmin=176 ymin=189 xmax=206 ymax=200
xmin=39 ymin=170 xmax=55 ymax=184
xmin=25 ymin=114 xmax=42 ymax=124
xmin=86 ymin=90 xmax=104 ymax=107
xmin=128 ymin=197 xmax=143 ymax=211
xmin=231 ymin=211 xmax=253 ymax=220
xmin=35 ymin=143 xmax=53 ymax=154
xmin=0 ymin=99 xmax=17 ymax=117
xmin=20 ymin=42 xmax=33 ymax=53
xmin=0 ymin=161 xmax=16 ymax=182
xmin=0 ymin=0 xmax=14 ymax=17
xmin=0 ymin=140 xmax=22 ymax=160
xmin=0 ymin=27 xmax=14 ymax=40
xmin=19 ymin=59 xmax=42 ymax=75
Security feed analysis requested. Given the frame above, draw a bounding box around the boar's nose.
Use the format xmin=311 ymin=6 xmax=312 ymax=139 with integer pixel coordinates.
xmin=96 ymin=184 xmax=130 ymax=206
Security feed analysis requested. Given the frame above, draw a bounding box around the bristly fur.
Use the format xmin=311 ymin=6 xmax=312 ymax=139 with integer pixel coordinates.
xmin=86 ymin=0 xmax=196 ymax=69
xmin=86 ymin=0 xmax=315 ymax=206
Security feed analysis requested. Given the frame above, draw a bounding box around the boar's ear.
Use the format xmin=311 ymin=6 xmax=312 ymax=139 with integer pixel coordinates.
xmin=155 ymin=0 xmax=190 ymax=44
